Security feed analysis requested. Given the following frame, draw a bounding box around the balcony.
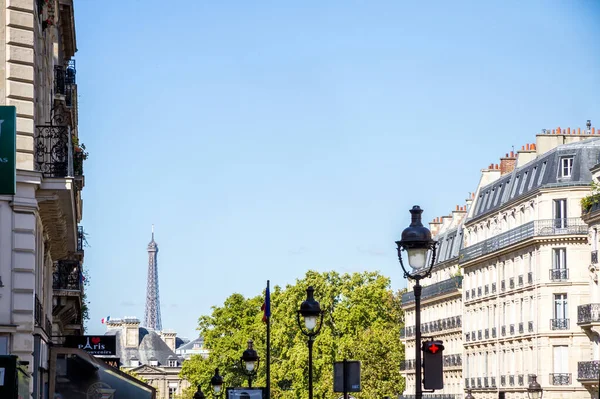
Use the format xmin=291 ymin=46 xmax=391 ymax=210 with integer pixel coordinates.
xmin=35 ymin=294 xmax=43 ymax=328
xmin=510 ymin=324 xmax=515 ymax=335
xmin=578 ymin=304 xmax=600 ymax=326
xmin=52 ymin=260 xmax=84 ymax=336
xmin=550 ymin=373 xmax=571 ymax=385
xmin=527 ymin=272 xmax=533 ymax=284
xmin=509 ymin=277 xmax=515 ymax=289
xmin=528 ymin=321 xmax=534 ymax=332
xmin=443 ymin=354 xmax=462 ymax=367
xmin=518 ymin=275 xmax=523 ymax=286
xmin=578 ymin=361 xmax=599 ymax=382
xmin=460 ymin=218 xmax=587 ymax=262
xmin=592 ymin=250 xmax=598 ymax=264
xmin=402 ymin=276 xmax=462 ymax=304
xmin=492 ymin=282 xmax=496 ymax=293
xmin=518 ymin=322 xmax=524 ymax=334
xmin=465 ymin=378 xmax=469 ymax=388
xmin=550 ymin=268 xmax=569 ymax=281
xmin=402 ymin=315 xmax=461 ymax=339
xmin=550 ymin=318 xmax=569 ymax=330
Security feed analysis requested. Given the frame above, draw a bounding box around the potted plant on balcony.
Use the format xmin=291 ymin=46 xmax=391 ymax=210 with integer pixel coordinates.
xmin=581 ymin=181 xmax=600 ymax=214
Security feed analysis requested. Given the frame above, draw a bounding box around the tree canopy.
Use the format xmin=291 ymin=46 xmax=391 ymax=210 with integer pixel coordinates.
xmin=180 ymin=270 xmax=405 ymax=399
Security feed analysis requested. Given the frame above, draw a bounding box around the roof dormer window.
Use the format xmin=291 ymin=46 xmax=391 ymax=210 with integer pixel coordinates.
xmin=168 ymin=360 xmax=178 ymax=367
xmin=560 ymin=157 xmax=574 ymax=178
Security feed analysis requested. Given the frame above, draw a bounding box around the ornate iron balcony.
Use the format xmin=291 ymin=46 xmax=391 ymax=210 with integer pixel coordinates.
xmin=550 ymin=268 xmax=569 ymax=281
xmin=592 ymin=250 xmax=598 ymax=264
xmin=550 ymin=318 xmax=569 ymax=330
xmin=510 ymin=324 xmax=515 ymax=335
xmin=501 ymin=325 xmax=506 ymax=336
xmin=53 ymin=260 xmax=82 ymax=291
xmin=485 ymin=328 xmax=489 ymax=339
xmin=509 ymin=277 xmax=515 ymax=289
xmin=35 ymin=294 xmax=43 ymax=327
xmin=35 ymin=125 xmax=74 ymax=178
xmin=492 ymin=327 xmax=497 ymax=337
xmin=45 ymin=315 xmax=52 ymax=337
xmin=518 ymin=322 xmax=524 ymax=334
xmin=485 ymin=285 xmax=489 ymax=295
xmin=518 ymin=275 xmax=523 ymax=286
xmin=550 ymin=373 xmax=571 ymax=385
xmin=528 ymin=321 xmax=534 ymax=332
xmin=460 ymin=218 xmax=587 ymax=263
xmin=518 ymin=374 xmax=524 ymax=386
xmin=492 ymin=282 xmax=497 ymax=293
xmin=402 ymin=276 xmax=463 ymax=304
xmin=399 ymin=395 xmax=461 ymax=399
xmin=527 ymin=272 xmax=533 ymax=284
xmin=578 ymin=360 xmax=599 ymax=381
xmin=577 ymin=303 xmax=600 ymax=324
xmin=501 ymin=280 xmax=506 ymax=291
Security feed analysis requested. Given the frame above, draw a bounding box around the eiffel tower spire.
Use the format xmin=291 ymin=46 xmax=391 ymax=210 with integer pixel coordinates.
xmin=144 ymin=224 xmax=162 ymax=331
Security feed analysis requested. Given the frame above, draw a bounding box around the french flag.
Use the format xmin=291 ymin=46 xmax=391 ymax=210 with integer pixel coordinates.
xmin=101 ymin=316 xmax=110 ymax=324
xmin=261 ymin=283 xmax=271 ymax=323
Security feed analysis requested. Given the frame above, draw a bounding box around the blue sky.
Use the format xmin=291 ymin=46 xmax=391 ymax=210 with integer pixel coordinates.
xmin=78 ymin=0 xmax=600 ymax=338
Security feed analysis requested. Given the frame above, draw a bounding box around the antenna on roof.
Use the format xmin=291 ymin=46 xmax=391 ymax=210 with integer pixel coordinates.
xmin=587 ymin=120 xmax=592 ymax=134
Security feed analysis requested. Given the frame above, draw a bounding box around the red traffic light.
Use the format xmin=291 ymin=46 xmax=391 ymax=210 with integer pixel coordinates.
xmin=422 ymin=340 xmax=444 ymax=354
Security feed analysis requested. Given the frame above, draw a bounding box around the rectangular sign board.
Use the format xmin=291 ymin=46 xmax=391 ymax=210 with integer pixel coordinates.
xmin=226 ymin=387 xmax=265 ymax=399
xmin=334 ymin=360 xmax=361 ymax=392
xmin=64 ymin=335 xmax=117 ymax=357
xmin=0 ymin=106 xmax=16 ymax=195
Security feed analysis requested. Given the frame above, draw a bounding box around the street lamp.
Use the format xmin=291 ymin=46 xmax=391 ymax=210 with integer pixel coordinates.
xmin=194 ymin=385 xmax=206 ymax=399
xmin=395 ymin=206 xmax=438 ymax=399
xmin=210 ymin=368 xmax=224 ymax=398
xmin=297 ymin=286 xmax=324 ymax=399
xmin=240 ymin=339 xmax=259 ymax=387
xmin=527 ymin=375 xmax=543 ymax=399
xmin=465 ymin=388 xmax=474 ymax=399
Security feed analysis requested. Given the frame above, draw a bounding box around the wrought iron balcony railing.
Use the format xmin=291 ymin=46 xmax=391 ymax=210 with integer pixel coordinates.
xmin=518 ymin=275 xmax=523 ymax=286
xmin=491 ymin=376 xmax=496 ymax=387
xmin=471 ymin=378 xmax=475 ymax=388
xmin=53 ymin=260 xmax=83 ymax=291
xmin=518 ymin=322 xmax=524 ymax=334
xmin=35 ymin=125 xmax=74 ymax=178
xmin=550 ymin=268 xmax=569 ymax=281
xmin=550 ymin=373 xmax=571 ymax=385
xmin=465 ymin=378 xmax=469 ymax=388
xmin=442 ymin=354 xmax=462 ymax=367
xmin=527 ymin=272 xmax=533 ymax=284
xmin=510 ymin=324 xmax=515 ymax=335
xmin=45 ymin=315 xmax=52 ymax=337
xmin=592 ymin=250 xmax=598 ymax=264
xmin=578 ymin=360 xmax=599 ymax=381
xmin=402 ymin=276 xmax=463 ymax=304
xmin=550 ymin=318 xmax=569 ymax=330
xmin=528 ymin=321 xmax=534 ymax=332
xmin=35 ymin=294 xmax=43 ymax=327
xmin=402 ymin=315 xmax=462 ymax=338
xmin=492 ymin=282 xmax=497 ymax=293
xmin=578 ymin=303 xmax=600 ymax=324
xmin=509 ymin=277 xmax=515 ymax=289
xmin=459 ymin=218 xmax=587 ymax=262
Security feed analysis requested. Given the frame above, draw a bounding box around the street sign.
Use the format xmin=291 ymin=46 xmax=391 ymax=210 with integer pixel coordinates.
xmin=333 ymin=360 xmax=361 ymax=392
xmin=64 ymin=335 xmax=117 ymax=357
xmin=0 ymin=106 xmax=16 ymax=195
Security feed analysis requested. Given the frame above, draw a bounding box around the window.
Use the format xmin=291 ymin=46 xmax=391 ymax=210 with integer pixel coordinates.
xmin=169 ymin=387 xmax=177 ymax=398
xmin=553 ymin=346 xmax=568 ymax=374
xmin=553 ymin=199 xmax=567 ymax=228
xmin=554 ymin=294 xmax=568 ymax=319
xmin=552 ymin=248 xmax=567 ymax=280
xmin=0 ymin=335 xmax=8 ymax=355
xmin=537 ymin=162 xmax=547 ymax=185
xmin=519 ymin=171 xmax=528 ymax=194
xmin=560 ymin=157 xmax=574 ymax=177
xmin=511 ymin=175 xmax=520 ymax=197
xmin=168 ymin=360 xmax=177 ymax=367
xmin=528 ymin=167 xmax=537 ymax=190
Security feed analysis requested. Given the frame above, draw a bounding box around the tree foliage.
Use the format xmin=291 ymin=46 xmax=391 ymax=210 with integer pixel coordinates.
xmin=180 ymin=271 xmax=405 ymax=399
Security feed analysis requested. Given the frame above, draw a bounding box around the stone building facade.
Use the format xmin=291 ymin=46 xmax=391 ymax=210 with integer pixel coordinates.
xmin=0 ymin=1 xmax=85 ymax=398
xmin=400 ymin=126 xmax=600 ymax=399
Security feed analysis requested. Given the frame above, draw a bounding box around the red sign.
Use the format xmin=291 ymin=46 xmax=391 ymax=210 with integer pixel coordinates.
xmin=429 ymin=343 xmax=439 ymax=353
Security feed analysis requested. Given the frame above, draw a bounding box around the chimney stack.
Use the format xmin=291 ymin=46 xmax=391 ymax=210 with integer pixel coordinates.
xmin=429 ymin=217 xmax=442 ymax=237
xmin=500 ymin=151 xmax=517 ymax=175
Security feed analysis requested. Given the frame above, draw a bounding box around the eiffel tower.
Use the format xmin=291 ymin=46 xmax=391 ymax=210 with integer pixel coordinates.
xmin=144 ymin=225 xmax=162 ymax=331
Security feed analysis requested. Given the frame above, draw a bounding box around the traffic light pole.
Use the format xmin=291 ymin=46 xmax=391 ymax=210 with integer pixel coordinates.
xmin=414 ymin=277 xmax=423 ymax=399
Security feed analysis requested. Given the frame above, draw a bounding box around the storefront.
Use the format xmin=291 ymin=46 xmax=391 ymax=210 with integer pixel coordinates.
xmin=49 ymin=347 xmax=155 ymax=399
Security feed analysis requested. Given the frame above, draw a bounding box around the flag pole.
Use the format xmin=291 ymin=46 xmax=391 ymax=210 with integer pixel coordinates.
xmin=266 ymin=280 xmax=271 ymax=399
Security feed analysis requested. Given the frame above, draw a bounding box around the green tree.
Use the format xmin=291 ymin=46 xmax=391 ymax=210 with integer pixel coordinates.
xmin=180 ymin=271 xmax=405 ymax=399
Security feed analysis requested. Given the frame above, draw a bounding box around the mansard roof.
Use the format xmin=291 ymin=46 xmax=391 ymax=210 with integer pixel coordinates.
xmin=105 ymin=327 xmax=176 ymax=367
xmin=470 ymin=137 xmax=600 ymax=221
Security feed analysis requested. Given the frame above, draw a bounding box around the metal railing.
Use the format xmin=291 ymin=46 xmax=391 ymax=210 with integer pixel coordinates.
xmin=550 ymin=318 xmax=569 ymax=330
xmin=492 ymin=282 xmax=497 ymax=293
xmin=592 ymin=250 xmax=598 ymax=264
xmin=550 ymin=373 xmax=571 ymax=385
xmin=465 ymin=378 xmax=469 ymax=388
xmin=402 ymin=315 xmax=462 ymax=338
xmin=45 ymin=315 xmax=52 ymax=337
xmin=402 ymin=276 xmax=463 ymax=304
xmin=484 ymin=376 xmax=489 ymax=388
xmin=399 ymin=395 xmax=461 ymax=399
xmin=477 ymin=377 xmax=482 ymax=388
xmin=471 ymin=331 xmax=475 ymax=341
xmin=578 ymin=360 xmax=599 ymax=380
xmin=35 ymin=295 xmax=43 ymax=327
xmin=35 ymin=125 xmax=74 ymax=178
xmin=471 ymin=288 xmax=475 ymax=298
xmin=550 ymin=268 xmax=569 ymax=281
xmin=465 ymin=332 xmax=470 ymax=342
xmin=53 ymin=260 xmax=83 ymax=291
xmin=578 ymin=303 xmax=600 ymax=324
xmin=460 ymin=218 xmax=587 ymax=262
xmin=77 ymin=225 xmax=84 ymax=252
xmin=443 ymin=354 xmax=462 ymax=367
xmin=465 ymin=290 xmax=470 ymax=300
xmin=477 ymin=287 xmax=482 ymax=297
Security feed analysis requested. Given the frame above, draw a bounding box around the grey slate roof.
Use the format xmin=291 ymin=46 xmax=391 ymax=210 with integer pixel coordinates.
xmin=104 ymin=327 xmax=176 ymax=367
xmin=471 ymin=137 xmax=600 ymax=221
xmin=433 ymin=227 xmax=464 ymax=266
xmin=176 ymin=336 xmax=204 ymax=351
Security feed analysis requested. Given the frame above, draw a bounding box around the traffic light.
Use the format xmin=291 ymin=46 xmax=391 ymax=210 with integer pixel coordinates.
xmin=422 ymin=340 xmax=444 ymax=390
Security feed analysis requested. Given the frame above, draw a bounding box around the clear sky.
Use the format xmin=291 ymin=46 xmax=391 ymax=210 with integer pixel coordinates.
xmin=79 ymin=0 xmax=600 ymax=338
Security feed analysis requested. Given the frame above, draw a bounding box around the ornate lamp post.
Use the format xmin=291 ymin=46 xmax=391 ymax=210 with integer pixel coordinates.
xmin=527 ymin=375 xmax=543 ymax=399
xmin=194 ymin=385 xmax=206 ymax=399
xmin=465 ymin=388 xmax=474 ymax=399
xmin=297 ymin=286 xmax=324 ymax=399
xmin=240 ymin=339 xmax=259 ymax=387
xmin=210 ymin=368 xmax=224 ymax=398
xmin=395 ymin=206 xmax=438 ymax=399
